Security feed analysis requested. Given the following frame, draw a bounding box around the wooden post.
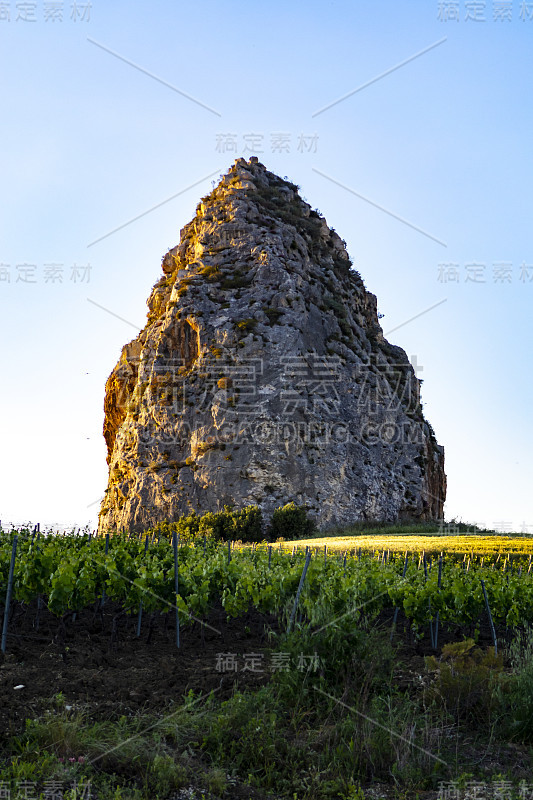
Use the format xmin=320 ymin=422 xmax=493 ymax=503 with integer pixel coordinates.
xmin=391 ymin=553 xmax=409 ymax=642
xmin=136 ymin=536 xmax=150 ymax=637
xmin=173 ymin=531 xmax=180 ymax=648
xmin=481 ymin=579 xmax=497 ymax=655
xmin=101 ymin=533 xmax=110 ymax=608
xmin=288 ymin=550 xmax=312 ymax=634
xmin=1 ymin=536 xmax=18 ymax=654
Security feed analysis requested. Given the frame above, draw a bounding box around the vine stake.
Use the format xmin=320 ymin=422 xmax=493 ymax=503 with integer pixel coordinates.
xmin=1 ymin=536 xmax=18 ymax=654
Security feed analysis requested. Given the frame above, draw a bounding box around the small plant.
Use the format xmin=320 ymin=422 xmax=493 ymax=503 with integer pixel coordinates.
xmin=196 ymin=439 xmax=218 ymax=455
xmin=425 ymin=639 xmax=504 ymax=722
xmin=204 ymin=767 xmax=227 ymax=794
xmin=262 ymin=307 xmax=284 ymax=325
xmin=217 ymin=377 xmax=233 ymax=390
xmin=236 ymin=318 xmax=257 ymax=332
xmin=325 ymin=296 xmax=346 ymax=316
xmin=147 ymin=755 xmax=187 ymax=795
xmin=199 ymin=264 xmax=221 ymax=281
xmin=339 ymin=319 xmax=352 ymax=338
xmin=220 ymin=272 xmax=251 ymax=290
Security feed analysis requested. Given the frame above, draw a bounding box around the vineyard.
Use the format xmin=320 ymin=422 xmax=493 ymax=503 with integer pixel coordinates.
xmin=3 ymin=523 xmax=533 ymax=800
xmin=2 ymin=525 xmax=533 ymax=652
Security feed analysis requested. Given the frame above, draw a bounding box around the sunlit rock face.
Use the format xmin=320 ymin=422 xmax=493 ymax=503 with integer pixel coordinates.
xmin=98 ymin=158 xmax=446 ymax=534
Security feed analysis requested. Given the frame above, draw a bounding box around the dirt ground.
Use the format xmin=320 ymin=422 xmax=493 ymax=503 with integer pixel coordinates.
xmin=0 ymin=600 xmax=281 ymax=737
xmin=0 ymin=599 xmax=530 ymax=800
xmin=0 ymin=597 xmax=515 ymax=734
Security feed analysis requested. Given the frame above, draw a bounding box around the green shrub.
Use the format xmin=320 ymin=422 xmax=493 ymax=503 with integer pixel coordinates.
xmin=236 ymin=318 xmax=257 ymax=332
xmin=268 ymin=502 xmax=315 ymax=540
xmin=199 ymin=264 xmax=221 ymax=281
xmin=233 ymin=504 xmax=263 ymax=542
xmin=146 ymin=755 xmax=187 ymax=795
xmin=145 ymin=505 xmax=263 ymax=544
xmin=325 ymin=296 xmax=346 ymax=316
xmin=339 ymin=319 xmax=353 ymax=338
xmin=220 ymin=272 xmax=251 ymax=290
xmin=425 ymin=639 xmax=504 ymax=723
xmin=262 ymin=307 xmax=284 ymax=325
xmin=200 ymin=504 xmax=263 ymax=543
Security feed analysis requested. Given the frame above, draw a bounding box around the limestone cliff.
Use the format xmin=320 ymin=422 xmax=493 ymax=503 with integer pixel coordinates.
xmin=98 ymin=158 xmax=446 ymax=533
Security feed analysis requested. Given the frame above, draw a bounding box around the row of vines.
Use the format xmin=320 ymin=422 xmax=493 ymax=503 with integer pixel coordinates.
xmin=2 ymin=527 xmax=533 ymax=650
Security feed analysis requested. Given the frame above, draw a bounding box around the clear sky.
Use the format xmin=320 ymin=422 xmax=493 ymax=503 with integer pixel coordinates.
xmin=1 ymin=0 xmax=531 ymax=533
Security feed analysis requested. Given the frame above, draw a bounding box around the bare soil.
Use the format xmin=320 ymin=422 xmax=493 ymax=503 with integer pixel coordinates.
xmin=0 ymin=599 xmax=280 ymax=736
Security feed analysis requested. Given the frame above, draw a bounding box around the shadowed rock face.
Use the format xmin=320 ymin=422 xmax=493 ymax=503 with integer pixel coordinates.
xmin=98 ymin=158 xmax=446 ymax=534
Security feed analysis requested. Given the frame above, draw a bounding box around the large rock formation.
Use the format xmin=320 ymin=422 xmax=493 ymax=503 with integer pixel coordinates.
xmin=98 ymin=158 xmax=446 ymax=533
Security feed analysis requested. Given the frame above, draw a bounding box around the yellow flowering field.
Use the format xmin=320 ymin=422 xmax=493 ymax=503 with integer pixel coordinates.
xmin=279 ymin=534 xmax=533 ymax=558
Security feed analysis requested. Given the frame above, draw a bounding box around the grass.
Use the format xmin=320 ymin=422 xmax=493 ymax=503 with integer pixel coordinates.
xmin=0 ymin=626 xmax=436 ymax=797
xmin=4 ymin=622 xmax=533 ymax=798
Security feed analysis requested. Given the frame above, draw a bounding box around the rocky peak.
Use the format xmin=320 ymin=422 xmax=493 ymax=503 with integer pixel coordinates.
xmin=98 ymin=158 xmax=446 ymax=534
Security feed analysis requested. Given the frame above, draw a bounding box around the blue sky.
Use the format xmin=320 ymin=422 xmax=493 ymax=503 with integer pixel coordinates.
xmin=1 ymin=0 xmax=531 ymax=532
